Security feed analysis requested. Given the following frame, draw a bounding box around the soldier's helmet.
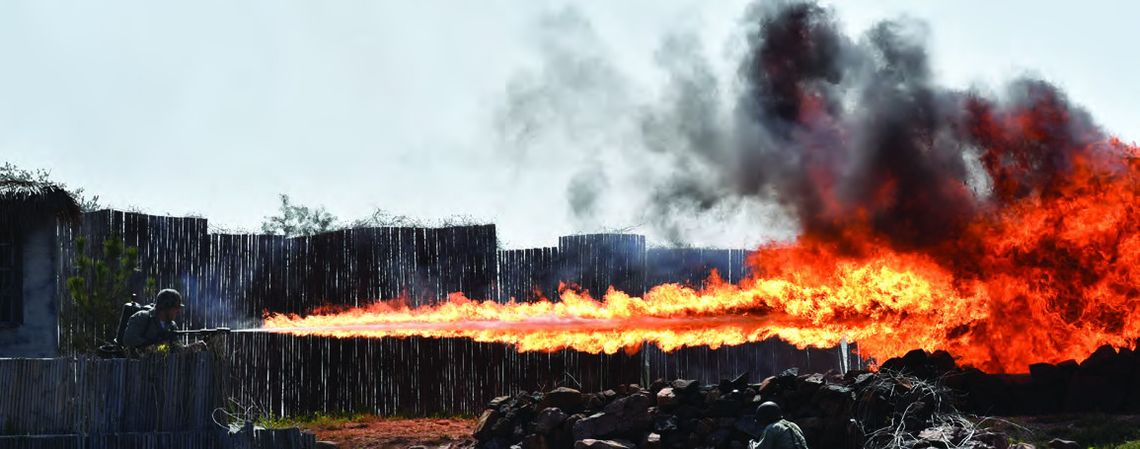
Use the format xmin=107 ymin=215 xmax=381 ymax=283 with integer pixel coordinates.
xmin=155 ymin=289 xmax=184 ymax=310
xmin=756 ymin=401 xmax=782 ymax=424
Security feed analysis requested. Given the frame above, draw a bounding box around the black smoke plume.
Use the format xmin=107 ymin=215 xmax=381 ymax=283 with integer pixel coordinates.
xmin=499 ymin=1 xmax=1106 ymax=250
xmin=642 ymin=1 xmax=1104 ymax=252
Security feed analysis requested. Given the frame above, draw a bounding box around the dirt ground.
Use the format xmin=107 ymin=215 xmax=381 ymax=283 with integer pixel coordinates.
xmin=303 ymin=416 xmax=477 ymax=449
xmin=297 ymin=414 xmax=1140 ymax=449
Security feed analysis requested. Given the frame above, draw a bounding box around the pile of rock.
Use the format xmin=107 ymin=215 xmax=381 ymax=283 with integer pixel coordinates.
xmin=471 ymin=344 xmax=1140 ymax=449
xmin=471 ymin=366 xmax=1008 ymax=449
xmin=879 ymin=344 xmax=1140 ymax=415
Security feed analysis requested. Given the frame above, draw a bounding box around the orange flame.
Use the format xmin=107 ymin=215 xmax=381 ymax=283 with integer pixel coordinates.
xmin=256 ymin=4 xmax=1140 ymax=375
xmin=262 ymin=250 xmax=978 ymax=365
xmin=263 ymin=137 xmax=1140 ymax=374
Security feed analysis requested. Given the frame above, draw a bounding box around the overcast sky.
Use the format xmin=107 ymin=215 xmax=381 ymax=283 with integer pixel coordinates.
xmin=2 ymin=1 xmax=1137 ymax=248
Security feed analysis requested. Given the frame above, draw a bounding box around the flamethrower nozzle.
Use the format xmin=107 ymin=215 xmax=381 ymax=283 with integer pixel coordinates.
xmin=175 ymin=327 xmax=232 ymax=336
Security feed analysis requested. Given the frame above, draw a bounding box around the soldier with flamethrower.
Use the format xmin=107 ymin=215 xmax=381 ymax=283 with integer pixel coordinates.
xmin=117 ymin=289 xmax=228 ymax=356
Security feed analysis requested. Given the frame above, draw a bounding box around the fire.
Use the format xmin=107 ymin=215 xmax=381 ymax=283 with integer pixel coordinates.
xmin=261 ymin=262 xmax=963 ymax=359
xmin=263 ymin=6 xmax=1140 ymax=374
xmin=263 ymin=133 xmax=1140 ymax=374
xmin=262 ymin=244 xmax=982 ymax=364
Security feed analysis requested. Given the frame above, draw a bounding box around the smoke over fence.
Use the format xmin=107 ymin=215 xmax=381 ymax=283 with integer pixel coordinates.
xmin=56 ymin=209 xmax=851 ymax=416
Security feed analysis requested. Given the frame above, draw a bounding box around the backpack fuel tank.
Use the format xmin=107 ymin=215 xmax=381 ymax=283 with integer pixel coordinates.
xmin=114 ymin=300 xmax=150 ymax=346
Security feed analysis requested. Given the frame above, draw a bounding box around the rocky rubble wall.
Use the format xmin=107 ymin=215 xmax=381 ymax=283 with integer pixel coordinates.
xmin=883 ymin=344 xmax=1140 ymax=415
xmin=469 ymin=343 xmax=1140 ymax=449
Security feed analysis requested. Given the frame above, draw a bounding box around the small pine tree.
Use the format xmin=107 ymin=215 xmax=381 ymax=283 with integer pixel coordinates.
xmin=63 ymin=237 xmax=148 ymax=353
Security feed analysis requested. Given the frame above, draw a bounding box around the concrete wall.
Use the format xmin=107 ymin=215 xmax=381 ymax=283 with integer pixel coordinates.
xmin=0 ymin=220 xmax=59 ymax=357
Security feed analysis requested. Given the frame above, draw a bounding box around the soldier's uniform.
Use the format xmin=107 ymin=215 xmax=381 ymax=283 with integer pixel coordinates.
xmin=121 ymin=306 xmax=178 ymax=349
xmin=121 ymin=289 xmax=184 ymax=354
xmin=749 ymin=419 xmax=809 ymax=449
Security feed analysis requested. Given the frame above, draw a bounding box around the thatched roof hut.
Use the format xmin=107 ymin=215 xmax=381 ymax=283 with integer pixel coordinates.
xmin=0 ymin=180 xmax=79 ymax=356
xmin=0 ymin=180 xmax=82 ymax=227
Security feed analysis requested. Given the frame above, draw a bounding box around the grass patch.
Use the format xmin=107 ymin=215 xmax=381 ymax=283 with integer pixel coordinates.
xmin=1000 ymin=414 xmax=1140 ymax=449
xmin=259 ymin=412 xmax=371 ymax=430
xmin=1055 ymin=415 xmax=1140 ymax=449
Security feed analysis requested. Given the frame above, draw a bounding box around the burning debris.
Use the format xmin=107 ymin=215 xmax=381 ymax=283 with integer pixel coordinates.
xmin=660 ymin=0 xmax=1140 ymax=372
xmin=257 ymin=0 xmax=1140 ymax=375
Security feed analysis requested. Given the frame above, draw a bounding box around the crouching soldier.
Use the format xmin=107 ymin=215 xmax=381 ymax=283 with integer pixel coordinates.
xmin=749 ymin=402 xmax=809 ymax=449
xmin=122 ymin=289 xmax=206 ymax=354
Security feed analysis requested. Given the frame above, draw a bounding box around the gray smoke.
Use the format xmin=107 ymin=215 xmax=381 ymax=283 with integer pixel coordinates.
xmin=496 ymin=1 xmax=1102 ymax=250
xmin=567 ymin=166 xmax=609 ymax=222
xmin=494 ymin=7 xmax=634 ymax=163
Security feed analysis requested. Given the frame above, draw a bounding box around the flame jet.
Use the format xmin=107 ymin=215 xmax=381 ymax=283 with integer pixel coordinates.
xmin=261 ymin=262 xmax=969 ymax=360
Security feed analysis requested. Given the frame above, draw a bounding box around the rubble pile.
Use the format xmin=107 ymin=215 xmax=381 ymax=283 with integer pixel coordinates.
xmin=471 ymin=369 xmax=1005 ymax=449
xmin=882 ymin=344 xmax=1140 ymax=415
xmin=470 ymin=344 xmax=1140 ymax=449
